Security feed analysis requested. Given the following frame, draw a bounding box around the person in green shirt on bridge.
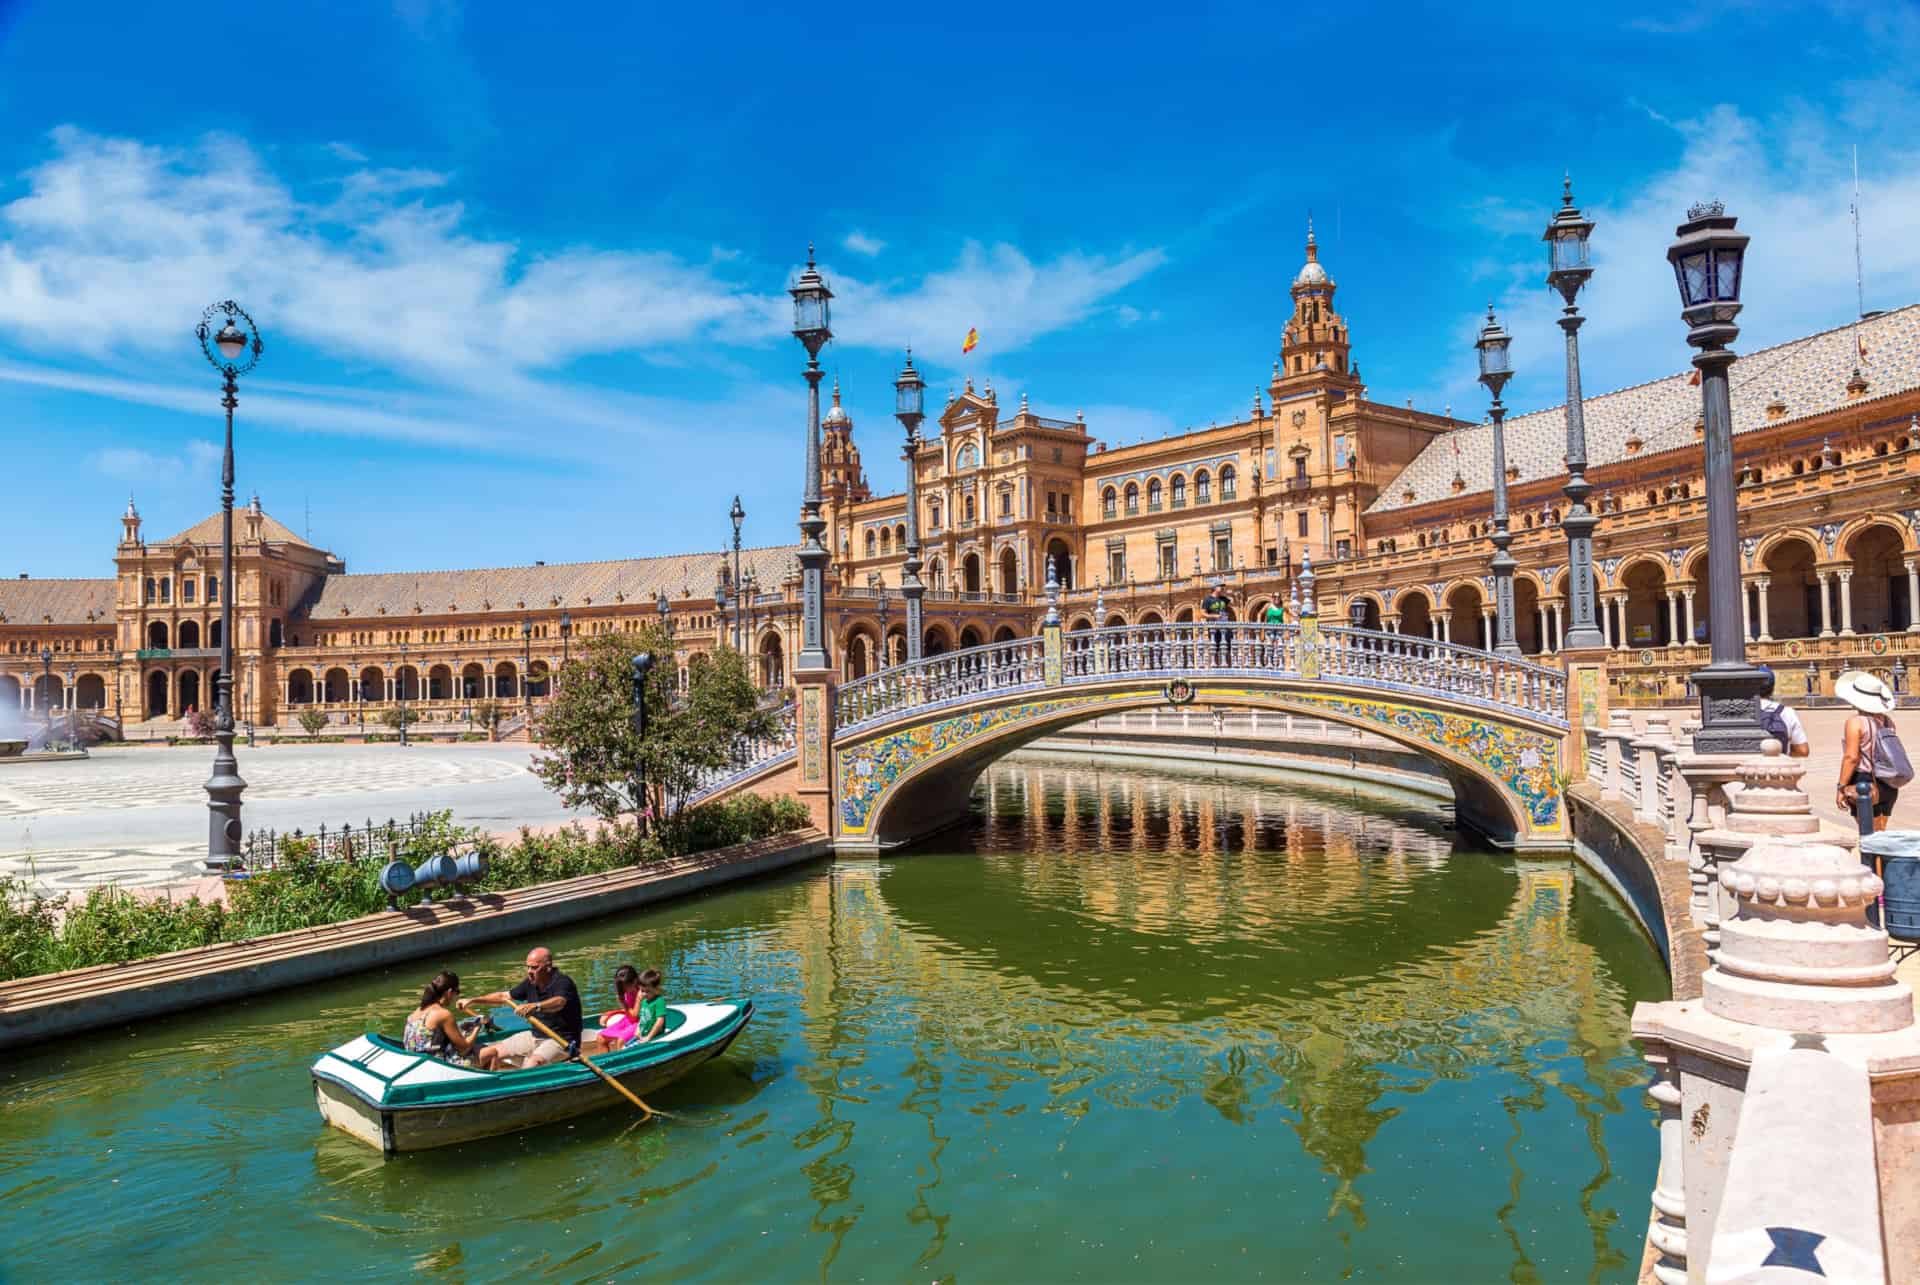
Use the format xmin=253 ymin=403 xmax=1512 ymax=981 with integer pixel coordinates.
xmin=1262 ymin=601 xmax=1285 ymax=625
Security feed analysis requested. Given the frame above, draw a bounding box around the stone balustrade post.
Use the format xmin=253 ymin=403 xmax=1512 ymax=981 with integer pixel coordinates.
xmin=1634 ymin=714 xmax=1668 ymax=825
xmin=1604 ymin=707 xmax=1635 ymax=801
xmin=1634 ymin=743 xmax=1914 ymax=1282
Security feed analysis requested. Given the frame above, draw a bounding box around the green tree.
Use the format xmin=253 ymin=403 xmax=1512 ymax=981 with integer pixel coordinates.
xmin=297 ymin=708 xmax=329 ymax=738
xmin=378 ymin=705 xmax=414 ymax=731
xmin=531 ymin=627 xmax=772 ymax=853
xmin=471 ymin=699 xmax=500 ymax=735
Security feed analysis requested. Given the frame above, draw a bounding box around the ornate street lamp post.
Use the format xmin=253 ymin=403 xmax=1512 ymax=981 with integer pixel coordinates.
xmin=196 ymin=301 xmax=263 ymax=869
xmin=895 ymin=351 xmax=927 ymax=662
xmin=398 ymin=640 xmax=411 ymax=746
xmin=520 ymin=617 xmax=533 ymax=721
xmin=1669 ymin=201 xmax=1765 ymax=753
xmin=877 ymin=584 xmax=891 ymax=671
xmin=560 ymin=609 xmax=572 ymax=670
xmin=1544 ymin=180 xmax=1604 ymax=651
xmin=729 ymin=496 xmax=746 ymax=652
xmin=1475 ymin=306 xmax=1522 ymax=656
xmin=38 ymin=647 xmax=51 ymax=727
xmin=789 ymin=247 xmax=833 ymax=671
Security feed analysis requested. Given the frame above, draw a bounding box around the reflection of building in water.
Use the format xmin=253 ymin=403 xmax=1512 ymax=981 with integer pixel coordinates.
xmin=781 ymin=769 xmax=1640 ymax=1246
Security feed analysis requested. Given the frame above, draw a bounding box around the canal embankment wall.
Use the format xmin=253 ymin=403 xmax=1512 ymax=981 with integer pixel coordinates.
xmin=0 ymin=828 xmax=829 ymax=1051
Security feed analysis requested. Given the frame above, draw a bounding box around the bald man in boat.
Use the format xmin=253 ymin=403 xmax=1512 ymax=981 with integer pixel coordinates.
xmin=462 ymin=947 xmax=583 ymax=1070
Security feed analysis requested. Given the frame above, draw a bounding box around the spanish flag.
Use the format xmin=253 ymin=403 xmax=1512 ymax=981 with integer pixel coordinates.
xmin=962 ymin=327 xmax=979 ymax=354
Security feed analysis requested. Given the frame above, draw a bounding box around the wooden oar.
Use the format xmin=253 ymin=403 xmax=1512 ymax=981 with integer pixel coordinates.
xmin=523 ymin=1012 xmax=658 ymax=1122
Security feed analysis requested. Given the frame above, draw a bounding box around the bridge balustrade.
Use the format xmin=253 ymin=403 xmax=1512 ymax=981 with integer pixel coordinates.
xmin=695 ymin=622 xmax=1568 ymax=809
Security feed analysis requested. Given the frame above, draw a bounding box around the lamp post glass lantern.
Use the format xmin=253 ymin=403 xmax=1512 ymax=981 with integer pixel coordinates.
xmin=1544 ymin=179 xmax=1604 ymax=652
xmin=1475 ymin=305 xmax=1521 ymax=657
xmin=1668 ymin=200 xmax=1764 ymax=753
xmin=195 ymin=299 xmax=263 ymax=869
xmin=789 ymin=246 xmax=833 ymax=671
xmin=895 ymin=350 xmax=926 ymax=662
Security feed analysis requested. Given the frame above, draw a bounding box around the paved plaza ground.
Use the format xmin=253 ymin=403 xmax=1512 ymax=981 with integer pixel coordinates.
xmin=0 ymin=742 xmax=588 ymax=895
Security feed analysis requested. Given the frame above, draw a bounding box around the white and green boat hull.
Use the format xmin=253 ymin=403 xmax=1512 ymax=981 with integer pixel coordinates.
xmin=311 ymin=1000 xmax=752 ymax=1153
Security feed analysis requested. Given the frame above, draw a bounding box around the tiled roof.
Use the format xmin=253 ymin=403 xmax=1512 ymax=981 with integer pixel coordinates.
xmin=1367 ymin=304 xmax=1920 ymax=514
xmin=299 ymin=545 xmax=802 ymax=619
xmin=0 ymin=578 xmax=116 ymax=626
xmin=161 ymin=508 xmax=314 ymax=548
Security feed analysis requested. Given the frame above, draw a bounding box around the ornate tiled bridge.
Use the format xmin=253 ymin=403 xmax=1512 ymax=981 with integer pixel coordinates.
xmin=691 ymin=593 xmax=1576 ymax=852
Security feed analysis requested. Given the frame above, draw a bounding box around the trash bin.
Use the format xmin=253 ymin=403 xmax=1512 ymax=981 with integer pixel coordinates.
xmin=1859 ymin=832 xmax=1920 ymax=940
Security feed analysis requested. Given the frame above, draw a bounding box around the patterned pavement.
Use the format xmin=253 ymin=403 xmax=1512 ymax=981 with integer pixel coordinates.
xmin=0 ymin=743 xmax=586 ymax=895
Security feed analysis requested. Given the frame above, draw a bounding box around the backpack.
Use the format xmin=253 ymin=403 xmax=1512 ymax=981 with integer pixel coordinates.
xmin=1758 ymin=701 xmax=1790 ymax=745
xmin=1872 ymin=718 xmax=1916 ymax=789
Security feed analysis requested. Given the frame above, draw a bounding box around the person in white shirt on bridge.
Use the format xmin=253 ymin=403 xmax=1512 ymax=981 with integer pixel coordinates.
xmin=1756 ymin=666 xmax=1809 ymax=759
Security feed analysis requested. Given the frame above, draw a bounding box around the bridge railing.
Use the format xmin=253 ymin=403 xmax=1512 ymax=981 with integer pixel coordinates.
xmin=682 ymin=700 xmax=798 ymax=804
xmin=834 ymin=621 xmax=1567 ymax=737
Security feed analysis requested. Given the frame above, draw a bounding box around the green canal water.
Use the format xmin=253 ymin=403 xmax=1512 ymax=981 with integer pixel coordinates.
xmin=0 ymin=757 xmax=1666 ymax=1282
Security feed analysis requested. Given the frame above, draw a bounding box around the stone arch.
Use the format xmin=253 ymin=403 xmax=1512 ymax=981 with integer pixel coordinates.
xmin=759 ymin=630 xmax=785 ymax=687
xmin=842 ymin=623 xmax=880 ymax=680
xmin=1174 ymin=606 xmax=1195 ymax=623
xmin=1619 ymin=558 xmax=1671 ymax=647
xmin=399 ymin=664 xmax=425 ymax=701
xmin=460 ymin=662 xmax=485 ymax=700
xmin=997 ymin=547 xmax=1019 ymax=595
xmin=1836 ymin=514 xmax=1915 ymax=561
xmin=841 ymin=685 xmax=1558 ymax=853
xmin=1103 ymin=613 xmax=1128 ymax=629
xmin=1397 ymin=588 xmax=1434 ymax=639
xmin=176 ymin=670 xmax=200 ymax=714
xmin=959 ymin=625 xmax=984 ymax=648
xmin=923 ymin=623 xmax=954 ymax=656
xmin=1848 ymin=522 xmax=1910 ymax=633
xmin=147 ymin=620 xmax=169 ymax=649
xmin=177 ymin=620 xmax=201 ymax=649
xmin=1753 ymin=527 xmax=1820 ymax=568
xmin=286 ymin=668 xmax=314 ymax=705
xmin=1762 ymin=536 xmax=1821 ymax=640
xmin=1444 ymin=581 xmax=1486 ymax=648
xmin=358 ymin=666 xmax=384 ymax=703
xmin=427 ymin=663 xmax=452 ymax=701
xmin=1045 ymin=538 xmax=1074 ymax=588
xmin=962 ymin=552 xmax=983 ymax=594
xmin=147 ymin=670 xmax=169 ymax=717
xmin=1138 ymin=610 xmax=1164 ymax=625
xmin=494 ymin=661 xmax=519 ymax=699
xmin=992 ymin=625 xmax=1018 ymax=643
xmin=75 ymin=672 xmax=107 ymax=709
xmin=1066 ymin=615 xmax=1094 ymax=632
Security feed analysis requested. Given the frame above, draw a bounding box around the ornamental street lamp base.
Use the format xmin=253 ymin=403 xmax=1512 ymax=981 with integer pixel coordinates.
xmin=204 ymin=731 xmax=247 ymax=869
xmin=1690 ymin=661 xmax=1770 ymax=756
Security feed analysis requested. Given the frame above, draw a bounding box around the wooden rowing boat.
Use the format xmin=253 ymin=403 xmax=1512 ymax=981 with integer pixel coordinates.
xmin=311 ymin=1000 xmax=753 ymax=1153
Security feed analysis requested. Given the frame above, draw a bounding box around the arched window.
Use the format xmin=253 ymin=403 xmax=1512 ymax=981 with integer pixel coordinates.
xmin=964 ymin=495 xmax=976 ymax=523
xmin=1221 ymin=465 xmax=1237 ymax=500
xmin=929 ymin=499 xmax=942 ymax=529
xmin=865 ymin=531 xmax=876 ymax=557
xmin=1102 ymin=488 xmax=1117 ymax=519
xmin=1170 ymin=475 xmax=1186 ymax=506
xmin=1195 ymin=470 xmax=1212 ymax=503
xmin=1124 ymin=483 xmax=1139 ymax=515
xmin=956 ymin=443 xmax=978 ymax=470
xmin=144 ymin=577 xmax=156 ymax=604
xmin=880 ymin=529 xmax=892 ymax=554
xmin=159 ymin=578 xmax=171 ymax=604
xmin=207 ymin=575 xmax=219 ymax=603
xmin=896 ymin=524 xmax=906 ymax=545
xmin=1146 ymin=478 xmax=1162 ymax=510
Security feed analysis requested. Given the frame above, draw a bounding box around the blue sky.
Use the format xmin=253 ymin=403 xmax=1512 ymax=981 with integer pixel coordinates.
xmin=1 ymin=0 xmax=1916 ymax=577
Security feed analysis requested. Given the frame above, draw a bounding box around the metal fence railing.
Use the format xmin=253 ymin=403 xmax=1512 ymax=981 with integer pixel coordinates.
xmin=233 ymin=811 xmax=440 ymax=873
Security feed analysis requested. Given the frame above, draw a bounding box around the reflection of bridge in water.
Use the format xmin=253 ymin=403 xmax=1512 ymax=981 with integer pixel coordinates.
xmin=769 ymin=761 xmax=1648 ymax=1276
xmin=696 ymin=600 xmax=1574 ymax=852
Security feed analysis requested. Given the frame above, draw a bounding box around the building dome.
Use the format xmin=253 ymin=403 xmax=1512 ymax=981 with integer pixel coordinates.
xmin=823 ymin=378 xmax=853 ymax=430
xmin=1293 ymin=221 xmax=1330 ymax=287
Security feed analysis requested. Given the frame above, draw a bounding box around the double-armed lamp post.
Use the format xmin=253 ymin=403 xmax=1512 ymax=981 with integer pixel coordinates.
xmin=1669 ymin=201 xmax=1764 ymax=753
xmin=729 ymin=496 xmax=746 ymax=652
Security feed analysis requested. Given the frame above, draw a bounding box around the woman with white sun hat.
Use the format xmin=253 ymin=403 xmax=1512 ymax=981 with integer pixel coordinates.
xmin=1833 ymin=670 xmax=1913 ymax=835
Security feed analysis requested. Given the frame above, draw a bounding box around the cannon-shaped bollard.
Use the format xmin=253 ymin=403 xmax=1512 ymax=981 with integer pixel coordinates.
xmin=379 ymin=849 xmax=490 ymax=909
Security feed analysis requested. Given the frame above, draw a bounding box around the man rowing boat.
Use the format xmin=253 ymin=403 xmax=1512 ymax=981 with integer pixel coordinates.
xmin=462 ymin=946 xmax=583 ymax=1069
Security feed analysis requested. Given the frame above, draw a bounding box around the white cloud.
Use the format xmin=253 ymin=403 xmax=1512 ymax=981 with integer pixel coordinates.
xmin=1467 ymin=98 xmax=1920 ymax=416
xmin=88 ymin=439 xmax=222 ymax=485
xmin=826 ymin=241 xmax=1167 ymax=365
xmin=842 ymin=231 xmax=886 ymax=257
